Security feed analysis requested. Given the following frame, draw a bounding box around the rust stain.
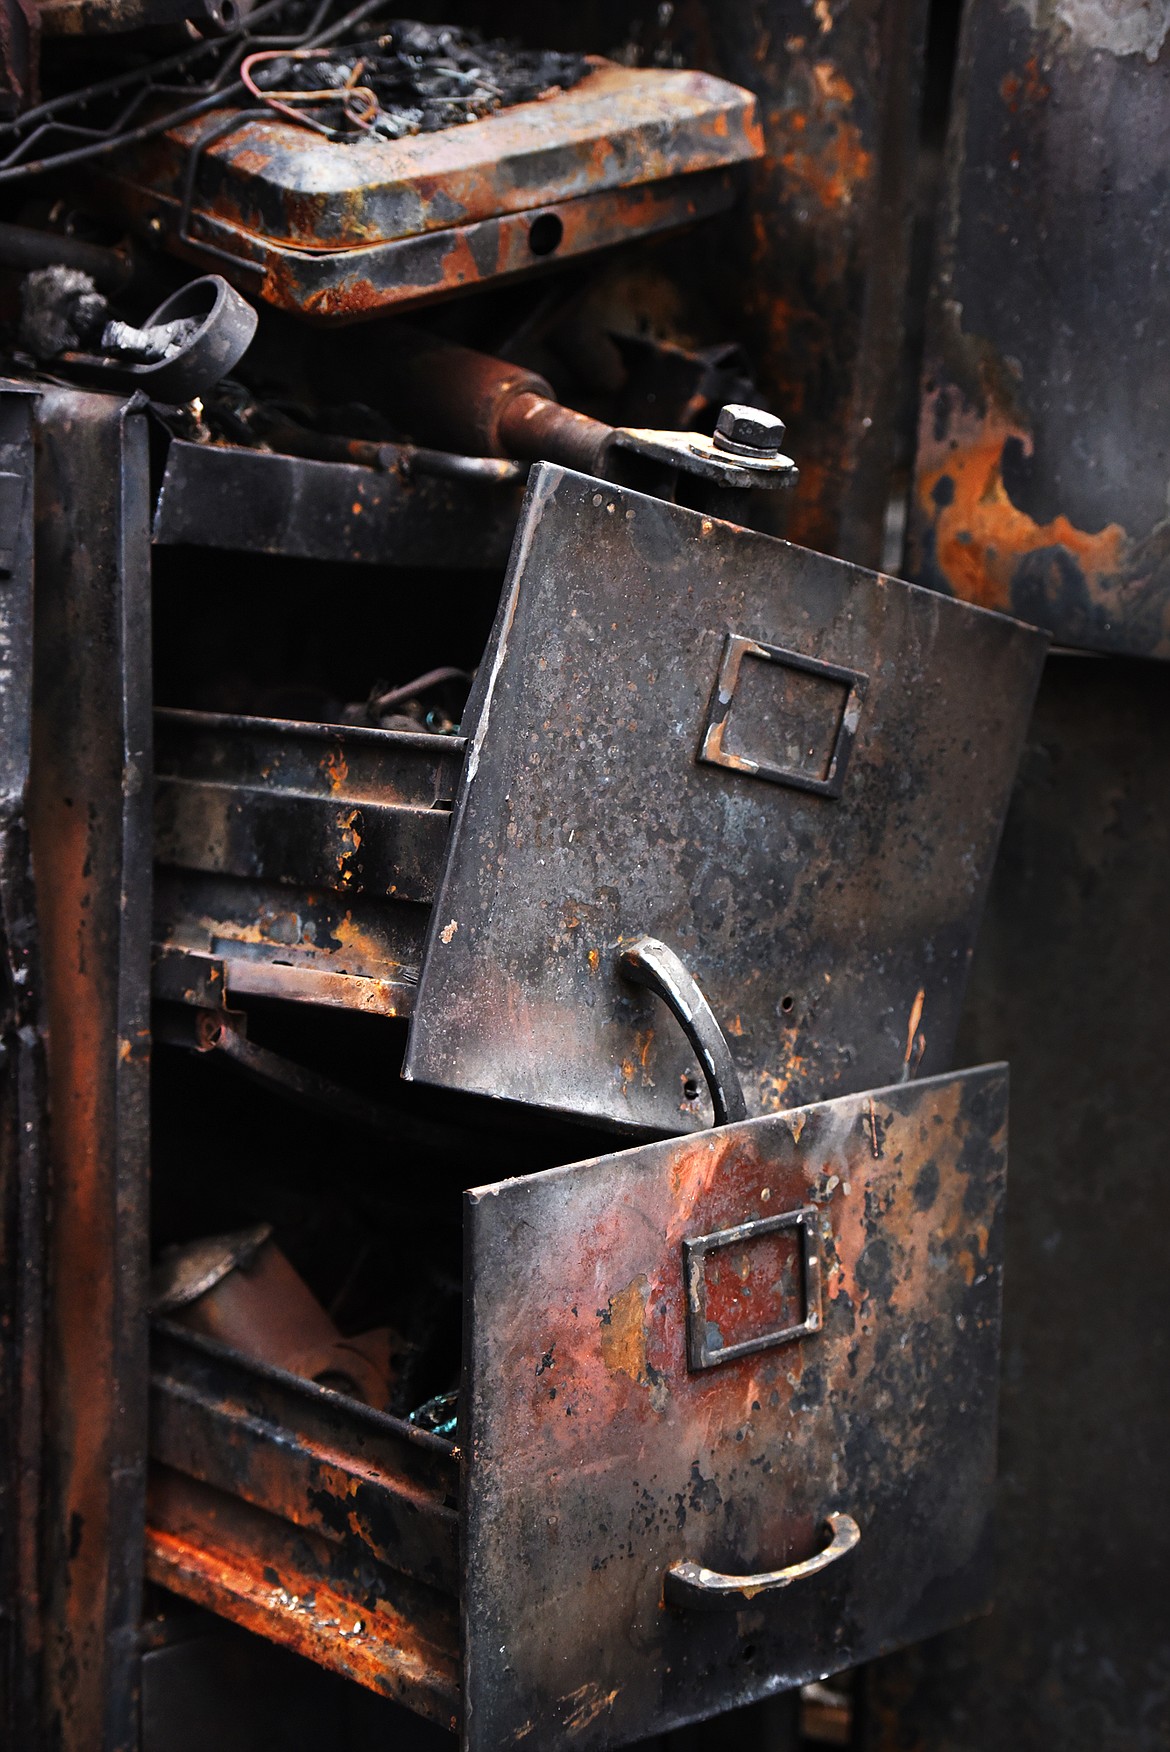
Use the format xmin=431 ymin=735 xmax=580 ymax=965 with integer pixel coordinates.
xmin=598 ymin=1276 xmax=649 ymax=1386
xmin=336 ymin=806 xmax=362 ymax=886
xmin=775 ymin=65 xmax=874 ymax=215
xmin=323 ymin=746 xmax=349 ymax=793
xmin=1000 ymin=57 xmax=1050 ymax=113
xmin=903 ymin=988 xmax=925 ymax=1076
xmin=916 ymin=394 xmax=1126 ymax=615
xmin=560 ymin=1681 xmax=620 ymax=1732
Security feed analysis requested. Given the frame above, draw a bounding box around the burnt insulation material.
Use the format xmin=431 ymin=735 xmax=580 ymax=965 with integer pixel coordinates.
xmin=249 ymin=20 xmax=591 ymax=139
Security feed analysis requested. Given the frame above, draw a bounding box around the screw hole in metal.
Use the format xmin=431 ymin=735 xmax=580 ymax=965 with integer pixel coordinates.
xmin=781 ymin=993 xmax=795 ymax=1013
xmin=528 ymin=213 xmax=564 ymax=257
xmin=683 ymin=1075 xmax=701 ymax=1101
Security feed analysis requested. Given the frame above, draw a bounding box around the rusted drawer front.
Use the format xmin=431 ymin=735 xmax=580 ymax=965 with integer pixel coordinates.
xmin=407 ymin=463 xmax=1045 ymax=1132
xmin=463 ymin=1065 xmax=1007 ymax=1749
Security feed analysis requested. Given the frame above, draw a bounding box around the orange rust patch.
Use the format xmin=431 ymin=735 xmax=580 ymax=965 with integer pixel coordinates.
xmin=776 ymin=64 xmax=873 ymax=213
xmin=917 ymin=397 xmax=1126 ymax=613
xmin=599 ymin=1277 xmax=649 ymax=1386
xmin=1000 ymin=56 xmax=1050 ymax=112
xmin=323 ymin=746 xmax=349 ymax=793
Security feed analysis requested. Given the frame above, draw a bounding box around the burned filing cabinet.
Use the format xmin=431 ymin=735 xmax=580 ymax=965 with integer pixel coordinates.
xmin=0 ymin=21 xmax=1043 ymax=1743
xmin=148 ymin=1065 xmax=1009 ymax=1750
xmin=144 ymin=462 xmax=1045 ymax=1745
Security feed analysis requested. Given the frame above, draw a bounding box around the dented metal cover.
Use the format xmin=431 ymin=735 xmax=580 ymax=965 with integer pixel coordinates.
xmin=463 ymin=1065 xmax=1008 ymax=1749
xmin=94 ymin=61 xmax=762 ymax=315
xmin=405 ymin=464 xmax=1045 ymax=1133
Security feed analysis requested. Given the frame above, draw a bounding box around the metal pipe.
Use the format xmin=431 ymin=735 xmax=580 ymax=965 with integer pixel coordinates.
xmin=0 ymin=221 xmax=133 ymax=292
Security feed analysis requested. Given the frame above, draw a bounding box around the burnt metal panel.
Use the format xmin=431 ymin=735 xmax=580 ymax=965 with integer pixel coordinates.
xmin=96 ymin=62 xmax=762 ymax=316
xmin=115 ymin=167 xmax=740 ymax=321
xmin=0 ymin=382 xmax=46 ymax=1747
xmin=406 ymin=463 xmax=1045 ymax=1133
xmin=861 ymin=655 xmax=1170 ymax=1750
xmin=27 ymin=388 xmax=153 ymax=1752
xmin=153 ymin=710 xmax=462 ymax=1016
xmin=909 ymin=0 xmax=1170 ymax=655
xmin=472 ymin=0 xmax=931 ymax=566
xmin=667 ymin=0 xmax=931 ymax=565
xmin=152 ymin=439 xmax=524 ymax=567
xmin=463 ymin=1065 xmax=1008 ymax=1749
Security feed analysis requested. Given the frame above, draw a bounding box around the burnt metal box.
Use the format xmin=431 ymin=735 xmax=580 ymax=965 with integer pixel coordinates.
xmin=145 ymin=1063 xmax=1007 ymax=1748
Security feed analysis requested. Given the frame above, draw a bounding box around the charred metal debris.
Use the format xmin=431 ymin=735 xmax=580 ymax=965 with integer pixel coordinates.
xmin=4 ymin=2 xmax=1163 ymax=1750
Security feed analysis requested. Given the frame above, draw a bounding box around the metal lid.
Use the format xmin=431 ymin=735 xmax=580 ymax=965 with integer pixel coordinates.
xmin=150 ymin=1221 xmax=273 ymax=1314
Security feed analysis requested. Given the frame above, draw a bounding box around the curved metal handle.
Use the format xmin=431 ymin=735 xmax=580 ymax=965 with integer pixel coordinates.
xmin=664 ymin=1512 xmax=861 ymax=1611
xmin=617 ymin=937 xmax=747 ymax=1127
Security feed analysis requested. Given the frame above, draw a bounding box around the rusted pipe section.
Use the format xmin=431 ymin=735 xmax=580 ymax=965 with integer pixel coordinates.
xmin=495 ymin=390 xmax=611 ymax=473
xmin=365 ymin=324 xmax=615 ymax=472
xmin=0 ymin=220 xmax=133 ymax=292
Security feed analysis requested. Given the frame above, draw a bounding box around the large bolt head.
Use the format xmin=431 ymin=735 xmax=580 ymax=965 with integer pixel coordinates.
xmin=714 ymin=402 xmax=787 ymax=455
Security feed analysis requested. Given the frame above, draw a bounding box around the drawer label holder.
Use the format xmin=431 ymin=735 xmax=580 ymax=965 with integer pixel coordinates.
xmin=682 ymin=1204 xmax=824 ymax=1371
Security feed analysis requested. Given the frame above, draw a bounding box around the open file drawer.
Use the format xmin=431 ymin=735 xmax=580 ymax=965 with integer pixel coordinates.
xmin=147 ymin=1063 xmax=1008 ymax=1747
xmin=154 ymin=467 xmax=1044 ymax=1132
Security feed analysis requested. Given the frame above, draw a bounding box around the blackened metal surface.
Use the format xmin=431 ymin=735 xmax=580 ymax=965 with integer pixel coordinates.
xmin=146 ymin=1322 xmax=461 ymax=1725
xmin=27 ymin=389 xmax=153 ymax=1752
xmin=146 ymin=169 xmax=738 ymax=320
xmin=667 ymin=0 xmax=931 ymax=565
xmin=37 ymin=0 xmax=244 ymax=34
xmin=861 ymin=655 xmax=1170 ymax=1750
xmin=0 ymin=383 xmax=46 ymax=1746
xmin=95 ymin=62 xmax=761 ymax=315
xmin=406 ymin=464 xmax=1045 ymax=1134
xmin=152 ymin=438 xmax=525 ymax=568
xmin=0 ymin=0 xmax=36 ymax=119
xmin=471 ymin=0 xmax=930 ymax=564
xmin=154 ymin=709 xmax=462 ymax=1016
xmin=463 ymin=1066 xmax=1008 ymax=1750
xmin=909 ymin=0 xmax=1170 ymax=655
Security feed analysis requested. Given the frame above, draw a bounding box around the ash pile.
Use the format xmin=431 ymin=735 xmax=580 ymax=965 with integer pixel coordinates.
xmin=244 ymin=20 xmax=590 ymax=139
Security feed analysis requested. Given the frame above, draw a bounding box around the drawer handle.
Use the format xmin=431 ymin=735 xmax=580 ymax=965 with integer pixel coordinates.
xmin=664 ymin=1512 xmax=861 ymax=1610
xmin=618 ymin=937 xmax=747 ymax=1127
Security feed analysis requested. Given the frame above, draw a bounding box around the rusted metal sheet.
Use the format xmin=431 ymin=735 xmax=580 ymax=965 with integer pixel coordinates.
xmin=406 ymin=463 xmax=1045 ymax=1133
xmin=94 ymin=61 xmax=763 ymax=316
xmin=476 ymin=0 xmax=929 ymax=564
xmin=908 ymin=0 xmax=1170 ymax=655
xmin=26 ymin=388 xmax=153 ymax=1752
xmin=0 ymin=383 xmax=46 ymax=1747
xmin=152 ymin=438 xmax=525 ymax=567
xmin=666 ymin=0 xmax=931 ymax=564
xmin=861 ymin=655 xmax=1170 ymax=1750
xmin=145 ymin=1322 xmax=461 ymax=1726
xmin=132 ymin=167 xmax=738 ymax=320
xmin=463 ymin=1065 xmax=1008 ymax=1748
xmin=154 ymin=709 xmax=461 ymax=1017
